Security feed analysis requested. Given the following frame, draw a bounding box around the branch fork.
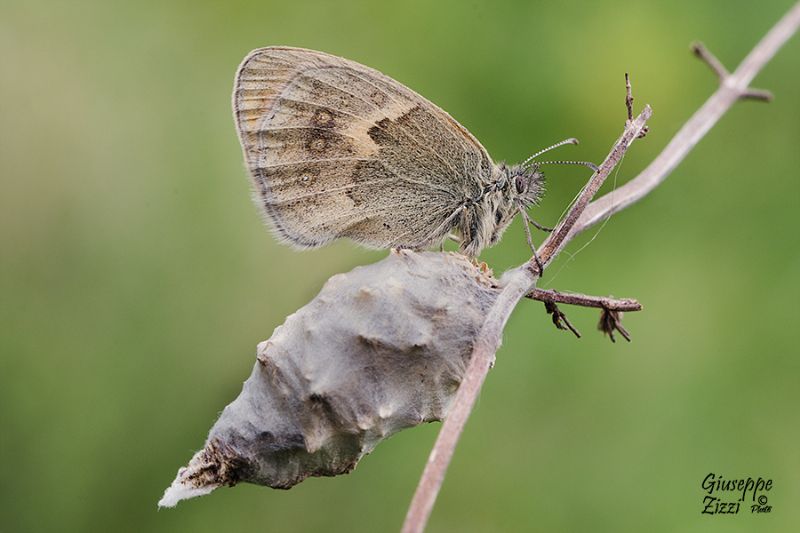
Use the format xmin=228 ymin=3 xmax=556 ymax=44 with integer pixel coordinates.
xmin=691 ymin=41 xmax=774 ymax=101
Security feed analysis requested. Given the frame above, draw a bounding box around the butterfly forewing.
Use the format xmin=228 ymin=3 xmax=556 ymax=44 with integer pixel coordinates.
xmin=233 ymin=46 xmax=496 ymax=250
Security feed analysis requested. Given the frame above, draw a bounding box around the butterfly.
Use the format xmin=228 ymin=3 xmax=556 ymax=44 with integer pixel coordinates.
xmin=233 ymin=47 xmax=590 ymax=258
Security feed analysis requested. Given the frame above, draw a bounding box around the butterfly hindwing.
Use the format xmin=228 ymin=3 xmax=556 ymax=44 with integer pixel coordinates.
xmin=233 ymin=46 xmax=495 ymax=249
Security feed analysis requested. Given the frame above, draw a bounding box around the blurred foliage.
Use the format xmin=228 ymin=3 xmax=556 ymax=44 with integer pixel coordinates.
xmin=1 ymin=0 xmax=799 ymax=531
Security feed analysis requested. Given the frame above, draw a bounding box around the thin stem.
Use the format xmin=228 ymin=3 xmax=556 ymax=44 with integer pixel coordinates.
xmin=527 ymin=288 xmax=642 ymax=312
xmin=691 ymin=41 xmax=730 ymax=79
xmin=741 ymin=88 xmax=774 ymax=101
xmin=534 ymin=106 xmax=651 ymax=272
xmin=625 ymin=72 xmax=634 ymax=121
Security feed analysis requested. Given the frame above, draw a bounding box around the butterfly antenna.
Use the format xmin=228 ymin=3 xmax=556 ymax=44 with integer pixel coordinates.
xmin=522 ymin=137 xmax=579 ymax=167
xmin=537 ymin=159 xmax=600 ymax=172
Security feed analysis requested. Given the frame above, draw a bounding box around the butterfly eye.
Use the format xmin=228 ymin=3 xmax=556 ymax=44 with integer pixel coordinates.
xmin=514 ymin=175 xmax=526 ymax=194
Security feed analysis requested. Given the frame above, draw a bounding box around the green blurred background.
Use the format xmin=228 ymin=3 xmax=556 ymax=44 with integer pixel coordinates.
xmin=2 ymin=0 xmax=799 ymax=531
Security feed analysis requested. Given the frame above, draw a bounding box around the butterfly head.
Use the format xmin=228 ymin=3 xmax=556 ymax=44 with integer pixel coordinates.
xmin=479 ymin=163 xmax=545 ymax=249
xmin=483 ymin=138 xmax=596 ymax=251
xmin=507 ymin=164 xmax=545 ymax=207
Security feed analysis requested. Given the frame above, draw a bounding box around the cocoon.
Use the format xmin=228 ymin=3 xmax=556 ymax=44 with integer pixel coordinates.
xmin=160 ymin=250 xmax=499 ymax=507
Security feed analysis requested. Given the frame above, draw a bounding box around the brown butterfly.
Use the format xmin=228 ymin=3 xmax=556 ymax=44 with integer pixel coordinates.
xmin=233 ymin=47 xmax=591 ymax=257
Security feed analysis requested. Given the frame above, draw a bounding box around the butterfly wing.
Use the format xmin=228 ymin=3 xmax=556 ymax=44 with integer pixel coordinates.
xmin=233 ymin=46 xmax=495 ymax=249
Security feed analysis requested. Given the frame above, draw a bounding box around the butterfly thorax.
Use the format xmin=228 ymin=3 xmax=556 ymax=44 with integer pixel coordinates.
xmin=456 ymin=163 xmax=545 ymax=257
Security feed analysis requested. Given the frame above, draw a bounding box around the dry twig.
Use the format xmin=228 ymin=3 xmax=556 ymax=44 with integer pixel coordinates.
xmin=527 ymin=288 xmax=642 ymax=312
xmin=402 ymin=4 xmax=800 ymax=531
xmin=530 ymin=288 xmax=642 ymax=339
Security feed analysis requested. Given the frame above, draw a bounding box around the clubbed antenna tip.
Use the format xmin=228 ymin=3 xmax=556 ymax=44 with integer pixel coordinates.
xmin=522 ymin=137 xmax=580 ymax=167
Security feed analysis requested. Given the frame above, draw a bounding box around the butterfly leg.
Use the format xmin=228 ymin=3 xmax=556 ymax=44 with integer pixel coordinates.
xmin=519 ymin=208 xmax=544 ymax=274
xmin=528 ymin=219 xmax=554 ymax=232
xmin=392 ymin=244 xmax=417 ymax=253
xmin=439 ymin=233 xmax=460 ymax=251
